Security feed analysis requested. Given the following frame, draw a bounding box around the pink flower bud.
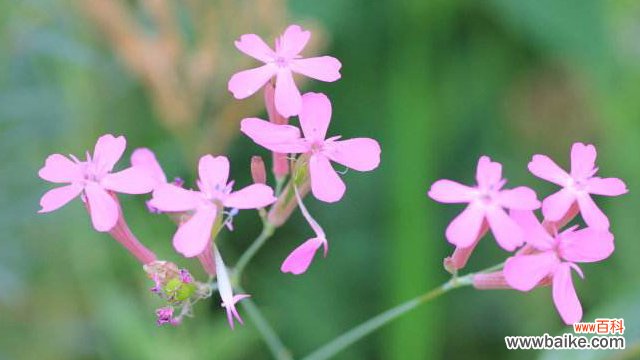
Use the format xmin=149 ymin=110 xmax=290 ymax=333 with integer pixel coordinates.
xmin=251 ymin=156 xmax=267 ymax=185
xmin=264 ymin=83 xmax=290 ymax=178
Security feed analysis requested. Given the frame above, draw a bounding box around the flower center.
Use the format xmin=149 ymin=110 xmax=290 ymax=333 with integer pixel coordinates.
xmin=310 ymin=141 xmax=324 ymax=154
xmin=478 ymin=192 xmax=493 ymax=205
xmin=274 ymin=56 xmax=289 ymax=68
xmin=569 ymin=178 xmax=587 ymax=191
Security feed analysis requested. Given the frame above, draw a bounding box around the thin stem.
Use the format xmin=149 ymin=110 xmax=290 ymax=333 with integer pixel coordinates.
xmin=275 ymin=176 xmax=286 ymax=197
xmin=234 ymin=221 xmax=276 ymax=282
xmin=302 ymin=265 xmax=501 ymax=360
xmin=238 ymin=286 xmax=293 ymax=360
xmin=478 ymin=261 xmax=505 ymax=274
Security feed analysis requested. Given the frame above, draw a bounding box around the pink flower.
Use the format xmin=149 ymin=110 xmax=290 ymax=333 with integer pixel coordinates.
xmin=214 ymin=245 xmax=250 ymax=329
xmin=228 ymin=25 xmax=342 ymax=117
xmin=148 ymin=155 xmax=276 ymax=257
xmin=528 ymin=142 xmax=628 ymax=230
xmin=38 ymin=134 xmax=155 ymax=232
xmin=281 ymin=186 xmax=328 ymax=275
xmin=428 ymin=156 xmax=541 ymax=251
xmin=241 ymin=92 xmax=381 ymax=203
xmin=504 ymin=210 xmax=614 ymax=324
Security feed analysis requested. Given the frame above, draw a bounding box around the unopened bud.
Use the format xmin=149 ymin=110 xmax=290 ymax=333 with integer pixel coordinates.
xmin=264 ymin=83 xmax=288 ymax=125
xmin=264 ymin=83 xmax=290 ymax=178
xmin=251 ymin=156 xmax=267 ymax=184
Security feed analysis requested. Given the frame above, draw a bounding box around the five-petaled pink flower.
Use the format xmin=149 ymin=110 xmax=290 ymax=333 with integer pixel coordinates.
xmin=228 ymin=25 xmax=342 ymax=117
xmin=528 ymin=142 xmax=628 ymax=230
xmin=148 ymin=155 xmax=276 ymax=257
xmin=428 ymin=156 xmax=541 ymax=251
xmin=38 ymin=134 xmax=155 ymax=232
xmin=504 ymin=210 xmax=614 ymax=324
xmin=241 ymin=92 xmax=381 ymax=203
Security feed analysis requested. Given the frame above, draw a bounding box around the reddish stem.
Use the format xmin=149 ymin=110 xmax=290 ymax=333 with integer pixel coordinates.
xmin=443 ymin=221 xmax=489 ymax=273
xmin=197 ymin=240 xmax=217 ymax=276
xmin=106 ymin=195 xmax=157 ymax=264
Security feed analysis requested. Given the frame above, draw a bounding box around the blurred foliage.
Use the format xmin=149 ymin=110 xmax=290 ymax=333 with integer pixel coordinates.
xmin=1 ymin=0 xmax=639 ymax=359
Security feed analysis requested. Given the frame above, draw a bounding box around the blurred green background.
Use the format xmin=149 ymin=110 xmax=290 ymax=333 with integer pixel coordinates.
xmin=1 ymin=0 xmax=639 ymax=359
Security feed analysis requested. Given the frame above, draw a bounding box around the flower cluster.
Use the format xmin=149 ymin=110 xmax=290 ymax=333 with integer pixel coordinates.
xmin=38 ymin=20 xmax=625 ymax=340
xmin=38 ymin=24 xmax=381 ymax=329
xmin=429 ymin=143 xmax=627 ymax=324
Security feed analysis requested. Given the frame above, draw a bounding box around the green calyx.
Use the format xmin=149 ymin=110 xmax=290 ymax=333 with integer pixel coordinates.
xmin=164 ymin=278 xmax=197 ymax=303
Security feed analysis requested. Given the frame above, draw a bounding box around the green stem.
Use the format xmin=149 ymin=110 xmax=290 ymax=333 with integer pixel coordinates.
xmin=234 ymin=221 xmax=276 ymax=282
xmin=301 ymin=269 xmax=490 ymax=360
xmin=238 ymin=286 xmax=293 ymax=360
xmin=275 ymin=176 xmax=286 ymax=197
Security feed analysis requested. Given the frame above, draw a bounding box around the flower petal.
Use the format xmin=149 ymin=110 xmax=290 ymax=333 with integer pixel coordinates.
xmin=38 ymin=154 xmax=82 ymax=183
xmin=198 ymin=155 xmax=229 ymax=195
xmin=558 ymin=227 xmax=614 ymax=263
xmin=552 ymin=263 xmax=583 ymax=325
xmin=445 ymin=205 xmax=486 ymax=248
xmin=504 ymin=252 xmax=559 ymax=291
xmin=281 ymin=237 xmax=326 ymax=275
xmin=240 ymin=118 xmax=308 ymax=153
xmin=228 ymin=64 xmax=276 ymax=100
xmin=486 ymin=207 xmax=524 ymax=251
xmin=299 ymin=92 xmax=332 ymax=142
xmin=586 ymin=177 xmax=628 ymax=196
xmin=542 ymin=188 xmax=576 ymax=222
xmin=309 ymin=154 xmax=345 ymax=203
xmin=290 ymin=56 xmax=342 ymax=82
xmin=274 ymin=68 xmax=302 ymax=117
xmin=570 ymin=142 xmax=597 ymax=179
xmin=475 ymin=156 xmax=502 ymax=189
xmin=277 ymin=24 xmax=310 ymax=58
xmin=93 ymin=134 xmax=126 ymax=174
xmin=234 ymin=34 xmax=275 ymax=63
xmin=173 ymin=207 xmax=217 ymax=257
xmin=528 ymin=154 xmax=570 ymax=186
xmin=225 ymin=184 xmax=276 ymax=209
xmin=497 ymin=186 xmax=540 ymax=210
xmin=131 ymin=148 xmax=167 ymax=184
xmin=576 ymin=193 xmax=609 ymax=229
xmin=428 ymin=179 xmax=476 ymax=204
xmin=294 ymin=185 xmax=326 ymax=238
xmin=213 ymin=245 xmax=234 ymax=305
xmin=148 ymin=183 xmax=199 ymax=212
xmin=101 ymin=167 xmax=155 ymax=194
xmin=38 ymin=184 xmax=83 ymax=213
xmin=85 ymin=182 xmax=119 ymax=232
xmin=224 ymin=295 xmax=251 ymax=330
xmin=323 ymin=138 xmax=381 ymax=172
xmin=509 ymin=210 xmax=555 ymax=251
